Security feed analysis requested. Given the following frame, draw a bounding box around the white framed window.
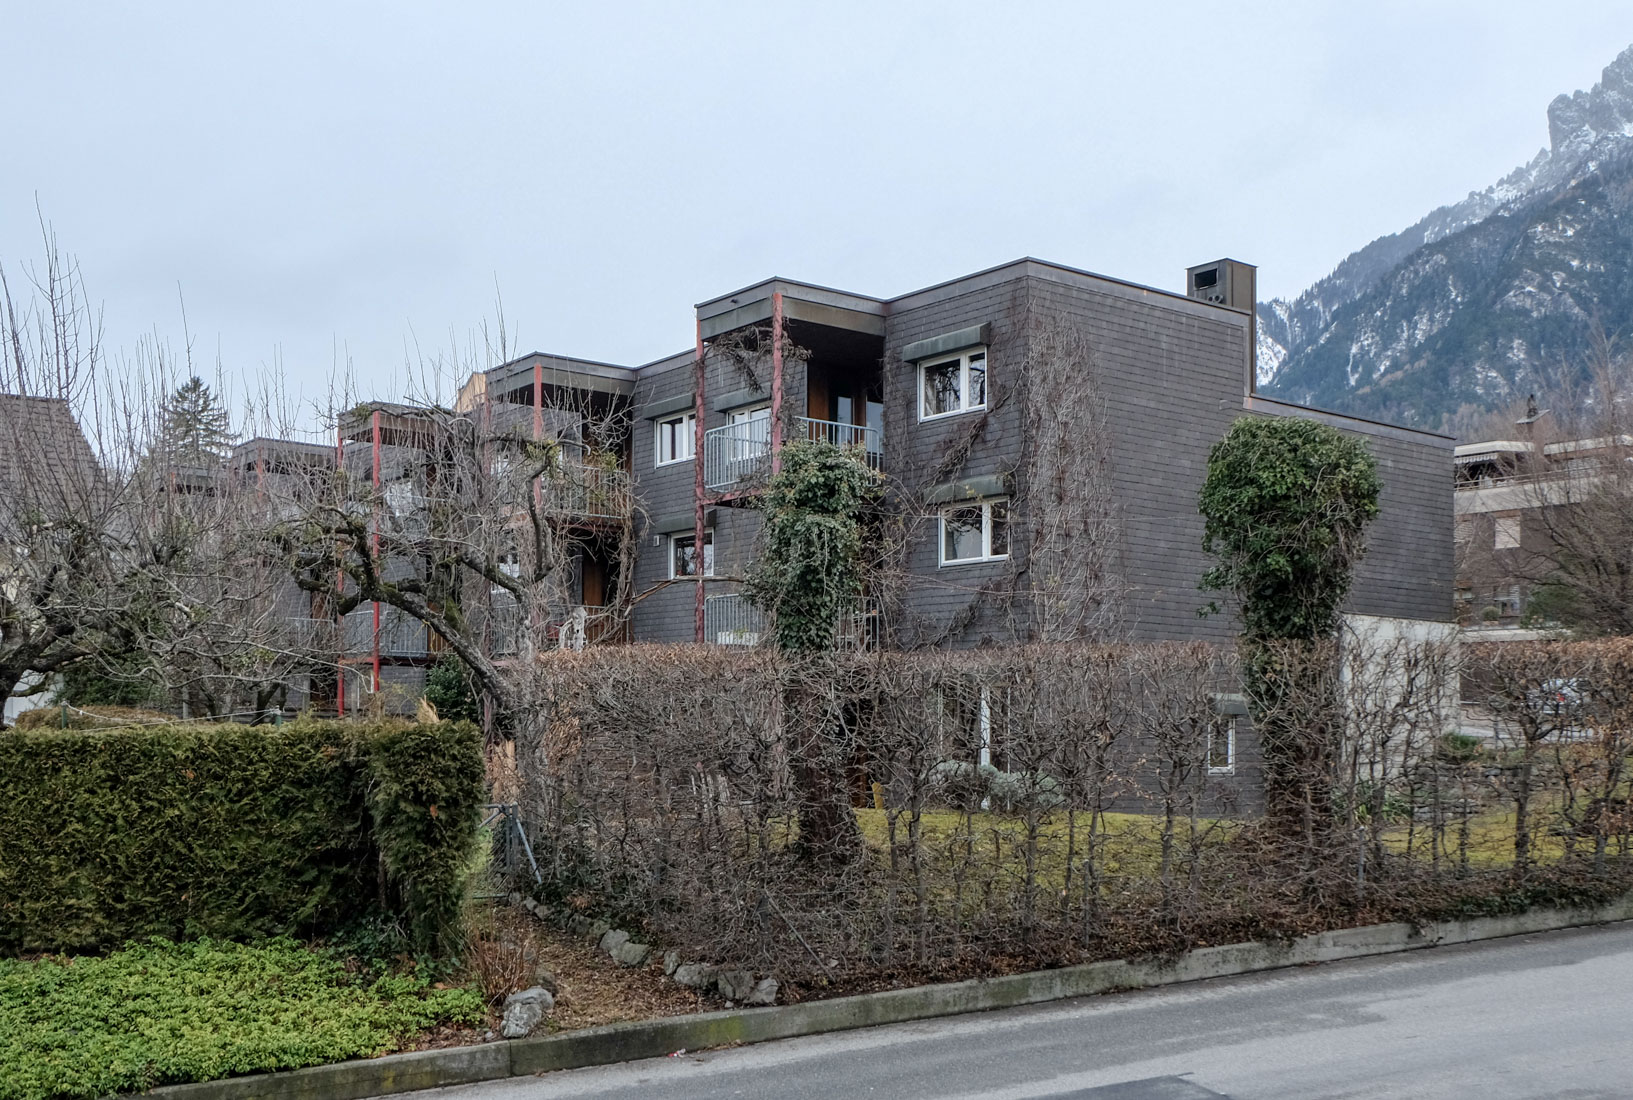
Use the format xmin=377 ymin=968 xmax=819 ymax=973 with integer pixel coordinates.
xmin=919 ymin=347 xmax=988 ymax=420
xmin=1208 ymin=716 xmax=1236 ymax=775
xmin=1494 ymin=514 xmax=1521 ymax=550
xmin=655 ymin=413 xmax=697 ymax=467
xmin=669 ymin=530 xmax=715 ymax=578
xmin=939 ymin=499 xmax=1008 ymax=566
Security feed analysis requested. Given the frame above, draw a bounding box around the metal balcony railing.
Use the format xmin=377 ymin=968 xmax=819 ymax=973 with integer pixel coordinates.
xmin=704 ymin=593 xmax=768 ymax=646
xmin=703 ymin=593 xmax=880 ymax=649
xmin=343 ymin=607 xmax=431 ymax=658
xmin=488 ymin=602 xmax=631 ymax=655
xmin=286 ymin=617 xmax=340 ymax=652
xmin=705 ymin=417 xmax=881 ymax=493
xmin=539 ymin=461 xmax=632 ymax=520
xmin=704 ymin=421 xmax=772 ymax=492
xmin=799 ymin=417 xmax=882 ymax=470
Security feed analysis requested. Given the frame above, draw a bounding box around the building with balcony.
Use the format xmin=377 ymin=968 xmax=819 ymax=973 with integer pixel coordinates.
xmin=1454 ymin=418 xmax=1633 ymax=632
xmin=626 ymin=257 xmax=1452 ymax=649
xmin=243 ymin=255 xmax=1451 ymax=719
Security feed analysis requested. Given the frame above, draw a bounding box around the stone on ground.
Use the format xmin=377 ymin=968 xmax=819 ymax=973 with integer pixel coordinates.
xmin=672 ymin=963 xmax=715 ymax=988
xmin=715 ymin=969 xmax=755 ymax=1001
xmin=612 ymin=940 xmax=652 ymax=967
xmin=501 ymin=986 xmax=555 ymax=1038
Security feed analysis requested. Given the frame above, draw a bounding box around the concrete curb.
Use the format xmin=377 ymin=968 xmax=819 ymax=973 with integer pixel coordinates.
xmin=146 ymin=894 xmax=1633 ymax=1099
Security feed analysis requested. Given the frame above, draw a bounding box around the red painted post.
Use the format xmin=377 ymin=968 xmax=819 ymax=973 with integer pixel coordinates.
xmin=770 ymin=291 xmax=784 ymax=476
xmin=694 ymin=320 xmax=707 ymax=643
xmin=532 ymin=359 xmax=544 ymax=440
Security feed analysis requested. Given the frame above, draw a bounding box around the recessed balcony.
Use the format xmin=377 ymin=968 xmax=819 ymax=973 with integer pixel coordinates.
xmin=703 ymin=417 xmax=881 ymax=493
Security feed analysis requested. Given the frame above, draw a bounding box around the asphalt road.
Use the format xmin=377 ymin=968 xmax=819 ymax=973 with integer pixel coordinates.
xmin=428 ymin=922 xmax=1633 ymax=1099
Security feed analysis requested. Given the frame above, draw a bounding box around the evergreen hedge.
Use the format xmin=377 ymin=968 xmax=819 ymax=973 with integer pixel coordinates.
xmin=0 ymin=719 xmax=483 ymax=956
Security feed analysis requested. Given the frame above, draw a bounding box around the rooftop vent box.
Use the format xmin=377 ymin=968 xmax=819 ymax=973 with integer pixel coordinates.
xmin=1186 ymin=259 xmax=1256 ymax=312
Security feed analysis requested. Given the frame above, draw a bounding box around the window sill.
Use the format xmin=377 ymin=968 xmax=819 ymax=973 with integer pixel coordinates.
xmin=918 ymin=405 xmax=988 ymax=424
xmin=939 ymin=555 xmax=1009 ymax=568
xmin=654 ymin=457 xmax=695 ymax=469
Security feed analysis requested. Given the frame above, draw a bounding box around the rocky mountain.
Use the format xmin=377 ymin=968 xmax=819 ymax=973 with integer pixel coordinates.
xmin=1258 ymin=45 xmax=1633 ymax=433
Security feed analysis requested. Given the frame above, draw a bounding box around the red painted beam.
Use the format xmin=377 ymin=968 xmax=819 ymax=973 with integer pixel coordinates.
xmin=693 ymin=320 xmax=707 ymax=644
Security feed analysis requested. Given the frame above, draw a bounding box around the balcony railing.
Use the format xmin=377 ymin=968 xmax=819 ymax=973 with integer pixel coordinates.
xmin=540 ymin=462 xmax=631 ymax=520
xmin=705 ymin=417 xmax=882 ymax=493
xmin=704 ymin=421 xmax=772 ymax=492
xmin=703 ymin=593 xmax=880 ymax=649
xmin=286 ymin=617 xmax=340 ymax=652
xmin=343 ymin=607 xmax=431 ymax=658
xmin=799 ymin=417 xmax=882 ymax=471
xmin=704 ymin=593 xmax=767 ymax=646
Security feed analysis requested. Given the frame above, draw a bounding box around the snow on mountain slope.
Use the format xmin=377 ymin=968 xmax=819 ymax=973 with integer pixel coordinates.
xmin=1257 ymin=45 xmax=1633 ymax=430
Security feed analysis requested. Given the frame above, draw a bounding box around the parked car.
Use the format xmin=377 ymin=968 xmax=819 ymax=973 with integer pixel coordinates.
xmin=1527 ymin=678 xmax=1591 ymax=739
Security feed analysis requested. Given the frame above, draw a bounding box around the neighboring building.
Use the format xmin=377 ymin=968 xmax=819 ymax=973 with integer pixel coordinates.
xmin=1454 ymin=418 xmax=1626 ymax=630
xmin=0 ymin=395 xmax=103 ymax=726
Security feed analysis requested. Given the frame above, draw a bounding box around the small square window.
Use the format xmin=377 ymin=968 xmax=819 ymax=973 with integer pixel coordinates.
xmin=670 ymin=530 xmax=715 ymax=578
xmin=919 ymin=348 xmax=989 ymax=420
xmin=656 ymin=413 xmax=696 ymax=466
xmin=1494 ymin=515 xmax=1521 ymax=550
xmin=939 ymin=499 xmax=1009 ymax=566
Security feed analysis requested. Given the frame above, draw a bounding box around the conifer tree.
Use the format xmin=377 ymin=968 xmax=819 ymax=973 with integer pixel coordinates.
xmin=155 ymin=376 xmax=234 ymax=467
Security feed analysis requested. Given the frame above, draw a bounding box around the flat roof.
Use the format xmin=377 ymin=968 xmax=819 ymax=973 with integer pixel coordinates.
xmin=1455 ymin=440 xmax=1532 ymax=457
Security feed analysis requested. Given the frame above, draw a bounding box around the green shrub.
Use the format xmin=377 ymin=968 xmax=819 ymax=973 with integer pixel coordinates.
xmin=424 ymin=652 xmax=481 ymax=724
xmin=0 ymin=937 xmax=484 ymax=1100
xmin=1437 ymin=731 xmax=1486 ymax=764
xmin=0 ymin=719 xmax=484 ymax=957
xmin=366 ymin=722 xmax=488 ymax=960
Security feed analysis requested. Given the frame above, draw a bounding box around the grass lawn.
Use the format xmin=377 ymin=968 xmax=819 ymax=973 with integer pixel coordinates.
xmin=0 ymin=937 xmax=484 ymax=1100
xmin=854 ymin=807 xmax=1234 ymax=892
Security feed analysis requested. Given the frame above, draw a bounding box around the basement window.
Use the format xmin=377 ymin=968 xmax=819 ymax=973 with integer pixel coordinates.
xmin=939 ymin=499 xmax=1008 ymax=566
xmin=669 ymin=530 xmax=715 ymax=578
xmin=920 ymin=348 xmax=988 ymax=420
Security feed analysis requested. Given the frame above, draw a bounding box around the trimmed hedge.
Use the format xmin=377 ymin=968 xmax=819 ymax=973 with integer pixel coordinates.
xmin=0 ymin=719 xmax=483 ymax=956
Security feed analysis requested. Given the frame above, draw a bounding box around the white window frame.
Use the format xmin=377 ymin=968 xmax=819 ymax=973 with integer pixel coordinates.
xmin=668 ymin=529 xmax=715 ymax=579
xmin=918 ymin=346 xmax=988 ymax=421
xmin=655 ymin=412 xmax=697 ymax=467
xmin=1208 ymin=716 xmax=1236 ymax=776
xmin=938 ymin=498 xmax=1008 ymax=567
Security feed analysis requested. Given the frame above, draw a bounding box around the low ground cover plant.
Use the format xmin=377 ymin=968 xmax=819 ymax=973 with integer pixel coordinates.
xmin=0 ymin=937 xmax=484 ymax=1100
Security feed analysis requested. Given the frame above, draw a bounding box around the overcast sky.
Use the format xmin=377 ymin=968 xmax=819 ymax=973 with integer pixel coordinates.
xmin=6 ymin=2 xmax=1633 ymax=426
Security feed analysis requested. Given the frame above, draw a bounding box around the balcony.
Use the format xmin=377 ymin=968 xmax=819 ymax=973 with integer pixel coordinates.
xmin=704 ymin=593 xmax=767 ymax=646
xmin=489 ymin=602 xmax=630 ymax=655
xmin=704 ymin=593 xmax=880 ymax=649
xmin=704 ymin=421 xmax=772 ymax=492
xmin=343 ymin=607 xmax=431 ymax=658
xmin=538 ymin=461 xmax=632 ymax=521
xmin=703 ymin=417 xmax=881 ymax=493
xmin=286 ymin=617 xmax=340 ymax=652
